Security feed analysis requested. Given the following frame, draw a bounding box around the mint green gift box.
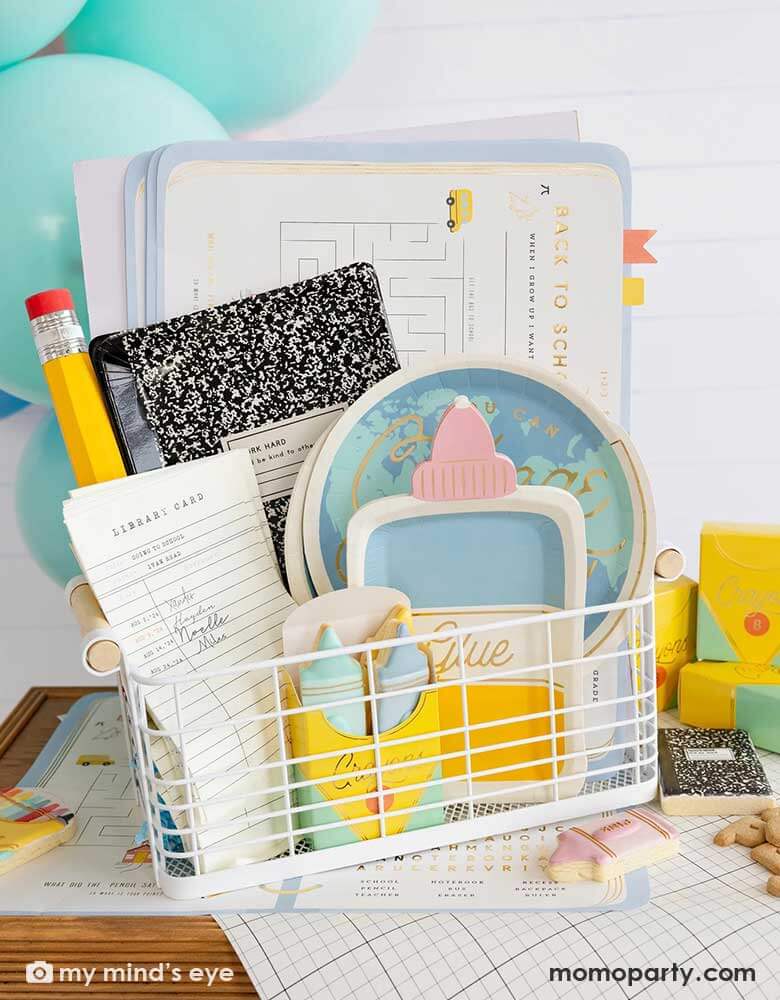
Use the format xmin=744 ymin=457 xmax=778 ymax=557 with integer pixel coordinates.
xmin=735 ymin=685 xmax=780 ymax=753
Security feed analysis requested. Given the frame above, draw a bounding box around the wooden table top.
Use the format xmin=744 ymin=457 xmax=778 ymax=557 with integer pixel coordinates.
xmin=0 ymin=687 xmax=257 ymax=998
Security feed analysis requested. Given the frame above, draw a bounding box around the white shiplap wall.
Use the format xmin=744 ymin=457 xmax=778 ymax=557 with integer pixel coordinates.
xmin=2 ymin=0 xmax=779 ymax=710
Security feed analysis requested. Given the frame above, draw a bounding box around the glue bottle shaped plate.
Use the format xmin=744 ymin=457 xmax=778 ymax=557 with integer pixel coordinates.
xmin=346 ymin=396 xmax=589 ymax=804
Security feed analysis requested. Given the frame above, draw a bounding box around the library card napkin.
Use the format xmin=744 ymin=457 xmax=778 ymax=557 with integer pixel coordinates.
xmin=63 ymin=451 xmax=297 ymax=872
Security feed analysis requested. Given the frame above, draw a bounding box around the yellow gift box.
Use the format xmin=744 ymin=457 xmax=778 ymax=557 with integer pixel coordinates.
xmin=284 ymin=674 xmax=444 ymax=849
xmin=678 ymin=659 xmax=780 ymax=729
xmin=654 ymin=576 xmax=697 ymax=710
xmin=698 ymin=522 xmax=780 ymax=665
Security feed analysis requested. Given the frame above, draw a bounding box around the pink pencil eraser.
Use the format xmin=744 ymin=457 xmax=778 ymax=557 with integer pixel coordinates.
xmin=546 ymin=808 xmax=679 ymax=882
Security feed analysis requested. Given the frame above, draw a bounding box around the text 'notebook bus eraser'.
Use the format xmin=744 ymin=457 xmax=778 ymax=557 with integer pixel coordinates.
xmin=411 ymin=395 xmax=516 ymax=501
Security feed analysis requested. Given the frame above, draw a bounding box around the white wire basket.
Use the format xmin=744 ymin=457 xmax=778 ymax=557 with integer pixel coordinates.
xmin=123 ymin=592 xmax=657 ymax=900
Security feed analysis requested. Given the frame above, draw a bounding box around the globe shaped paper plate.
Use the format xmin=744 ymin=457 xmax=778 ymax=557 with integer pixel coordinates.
xmin=284 ymin=427 xmax=330 ymax=606
xmin=302 ymin=358 xmax=655 ymax=655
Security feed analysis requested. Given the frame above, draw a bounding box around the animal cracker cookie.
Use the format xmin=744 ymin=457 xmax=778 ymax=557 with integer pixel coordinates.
xmin=760 ymin=807 xmax=780 ymax=847
xmin=751 ymin=843 xmax=780 ymax=875
xmin=547 ymin=809 xmax=679 ymax=883
xmin=714 ymin=816 xmax=766 ymax=848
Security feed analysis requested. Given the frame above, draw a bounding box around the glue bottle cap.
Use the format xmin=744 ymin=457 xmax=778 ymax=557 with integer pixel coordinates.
xmin=411 ymin=394 xmax=516 ymax=501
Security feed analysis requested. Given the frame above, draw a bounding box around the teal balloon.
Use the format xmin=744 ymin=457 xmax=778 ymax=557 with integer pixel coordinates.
xmin=0 ymin=54 xmax=227 ymax=404
xmin=15 ymin=414 xmax=81 ymax=586
xmin=65 ymin=0 xmax=379 ymax=130
xmin=0 ymin=0 xmax=87 ymax=69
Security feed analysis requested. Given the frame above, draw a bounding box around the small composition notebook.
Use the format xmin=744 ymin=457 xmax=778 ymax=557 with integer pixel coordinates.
xmin=658 ymin=727 xmax=773 ymax=816
xmin=63 ymin=450 xmax=297 ymax=871
xmin=91 ymin=261 xmax=399 ymax=581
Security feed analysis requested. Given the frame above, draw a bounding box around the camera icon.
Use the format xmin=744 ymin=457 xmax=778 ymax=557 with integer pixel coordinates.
xmin=26 ymin=961 xmax=54 ymax=984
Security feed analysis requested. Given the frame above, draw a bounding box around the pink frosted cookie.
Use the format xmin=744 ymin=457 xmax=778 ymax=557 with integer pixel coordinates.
xmin=547 ymin=808 xmax=679 ymax=882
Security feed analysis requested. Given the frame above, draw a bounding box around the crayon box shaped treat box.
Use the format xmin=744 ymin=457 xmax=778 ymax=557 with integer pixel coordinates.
xmin=697 ymin=522 xmax=780 ymax=665
xmin=654 ymin=576 xmax=697 ymax=711
xmin=346 ymin=396 xmax=590 ymax=804
xmin=284 ymin=666 xmax=444 ymax=850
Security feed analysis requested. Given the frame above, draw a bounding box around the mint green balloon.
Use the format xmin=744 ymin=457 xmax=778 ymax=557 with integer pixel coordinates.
xmin=15 ymin=414 xmax=81 ymax=586
xmin=65 ymin=0 xmax=379 ymax=130
xmin=0 ymin=55 xmax=227 ymax=404
xmin=0 ymin=0 xmax=87 ymax=69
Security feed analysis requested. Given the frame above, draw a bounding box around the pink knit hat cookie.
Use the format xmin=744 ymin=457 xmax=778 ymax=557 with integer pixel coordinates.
xmin=411 ymin=395 xmax=517 ymax=501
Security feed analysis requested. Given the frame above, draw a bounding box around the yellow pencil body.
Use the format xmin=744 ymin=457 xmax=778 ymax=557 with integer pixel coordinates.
xmin=26 ymin=288 xmax=126 ymax=488
xmin=43 ymin=353 xmax=126 ymax=487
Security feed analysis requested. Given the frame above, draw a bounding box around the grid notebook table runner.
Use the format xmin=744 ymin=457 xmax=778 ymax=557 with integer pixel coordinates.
xmin=217 ymin=714 xmax=780 ymax=1000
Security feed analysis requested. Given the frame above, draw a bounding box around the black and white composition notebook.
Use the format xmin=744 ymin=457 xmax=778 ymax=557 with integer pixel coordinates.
xmin=658 ymin=728 xmax=773 ymax=816
xmin=64 ymin=450 xmax=298 ymax=870
xmin=92 ymin=262 xmax=399 ymax=582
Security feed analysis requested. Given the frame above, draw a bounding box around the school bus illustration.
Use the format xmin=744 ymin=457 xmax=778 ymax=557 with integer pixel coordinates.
xmin=446 ymin=188 xmax=473 ymax=232
xmin=76 ymin=754 xmax=114 ymax=766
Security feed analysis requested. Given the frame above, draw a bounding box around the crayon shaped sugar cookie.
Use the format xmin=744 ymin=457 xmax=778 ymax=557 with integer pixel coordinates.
xmin=0 ymin=787 xmax=76 ymax=875
xmin=767 ymin=875 xmax=780 ymax=897
xmin=547 ymin=809 xmax=679 ymax=883
xmin=714 ymin=816 xmax=766 ymax=848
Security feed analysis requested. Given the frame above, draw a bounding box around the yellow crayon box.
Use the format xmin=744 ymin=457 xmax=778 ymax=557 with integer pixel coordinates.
xmin=284 ymin=674 xmax=444 ymax=850
xmin=678 ymin=659 xmax=780 ymax=736
xmin=654 ymin=576 xmax=698 ymax=711
xmin=697 ymin=522 xmax=780 ymax=666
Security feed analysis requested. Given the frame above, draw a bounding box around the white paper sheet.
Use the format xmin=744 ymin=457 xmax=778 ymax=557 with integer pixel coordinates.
xmin=73 ymin=113 xmax=580 ymax=339
xmin=72 ymin=156 xmax=132 ymax=338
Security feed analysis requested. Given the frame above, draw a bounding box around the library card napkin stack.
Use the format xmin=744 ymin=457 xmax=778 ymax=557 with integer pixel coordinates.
xmin=63 ymin=451 xmax=297 ymax=872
